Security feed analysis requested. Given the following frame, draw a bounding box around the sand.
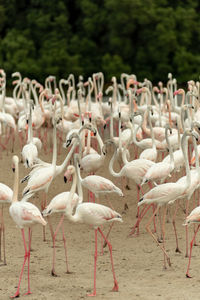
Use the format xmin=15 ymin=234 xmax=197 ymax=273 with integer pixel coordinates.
xmin=0 ymin=130 xmax=199 ymax=300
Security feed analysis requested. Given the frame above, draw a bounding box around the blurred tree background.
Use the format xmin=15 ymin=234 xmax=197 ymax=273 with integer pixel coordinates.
xmin=0 ymin=0 xmax=199 ymax=85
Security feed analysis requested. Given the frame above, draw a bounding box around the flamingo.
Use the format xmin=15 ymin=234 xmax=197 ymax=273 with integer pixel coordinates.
xmin=138 ymin=129 xmax=198 ymax=268
xmin=9 ymin=156 xmax=46 ymax=298
xmin=0 ymin=182 xmax=13 ymax=265
xmin=184 ymin=206 xmax=200 ymax=278
xmin=21 ymin=101 xmax=38 ymax=168
xmin=42 ymin=190 xmax=80 ymax=276
xmin=64 ymin=164 xmax=122 ymax=296
xmin=141 ymin=124 xmax=175 ymax=185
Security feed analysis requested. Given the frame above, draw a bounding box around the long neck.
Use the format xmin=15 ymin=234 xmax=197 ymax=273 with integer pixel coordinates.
xmin=27 ymin=105 xmax=33 ymax=143
xmin=148 ymin=110 xmax=156 ymax=149
xmin=51 ymin=120 xmax=57 ymax=170
xmin=12 ymin=162 xmax=19 ymax=203
xmin=109 ymin=145 xmax=121 ymax=177
xmin=181 ymin=133 xmax=191 ymax=188
xmin=165 ymin=128 xmax=174 ymax=167
xmin=193 ymin=136 xmax=200 ymax=175
xmin=65 ymin=171 xmax=78 ymax=219
xmin=96 ymin=128 xmax=104 ymax=155
xmin=59 ymin=139 xmax=81 ymax=174
xmin=75 ymin=161 xmax=83 ymax=203
xmin=110 ymin=102 xmax=114 ymax=139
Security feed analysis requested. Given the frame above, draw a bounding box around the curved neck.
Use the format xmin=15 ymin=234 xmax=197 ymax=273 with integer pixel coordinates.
xmin=148 ymin=109 xmax=155 ymax=149
xmin=27 ymin=104 xmax=33 ymax=143
xmin=12 ymin=161 xmax=19 ymax=203
xmin=193 ymin=136 xmax=200 ymax=174
xmin=109 ymin=145 xmax=121 ymax=177
xmin=165 ymin=127 xmax=174 ymax=167
xmin=59 ymin=138 xmax=82 ymax=174
xmin=181 ymin=132 xmax=191 ymax=188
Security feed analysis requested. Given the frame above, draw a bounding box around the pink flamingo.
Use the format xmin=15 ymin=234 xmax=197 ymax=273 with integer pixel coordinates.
xmin=9 ymin=156 xmax=47 ymax=298
xmin=0 ymin=182 xmax=13 ymax=265
xmin=184 ymin=206 xmax=200 ymax=278
xmin=42 ymin=190 xmax=80 ymax=276
xmin=138 ymin=130 xmax=198 ymax=268
xmin=65 ymin=164 xmax=122 ymax=296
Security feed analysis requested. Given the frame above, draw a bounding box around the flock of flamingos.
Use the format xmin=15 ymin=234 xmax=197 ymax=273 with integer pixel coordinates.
xmin=0 ymin=69 xmax=200 ymax=297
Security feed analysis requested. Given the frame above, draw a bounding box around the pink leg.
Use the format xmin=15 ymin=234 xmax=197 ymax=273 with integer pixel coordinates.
xmin=129 ymin=204 xmax=153 ymax=236
xmin=146 ymin=206 xmax=171 ymax=267
xmin=61 ymin=220 xmax=71 ymax=274
xmin=87 ymin=229 xmax=98 ymax=297
xmin=172 ymin=200 xmax=181 ymax=253
xmin=52 ymin=214 xmax=65 ymax=276
xmin=103 ymin=222 xmax=114 ymax=248
xmin=185 ymin=199 xmax=190 ymax=257
xmin=98 ymin=227 xmax=119 ymax=292
xmin=1 ymin=206 xmax=6 ymax=265
xmin=11 ymin=228 xmax=28 ymax=298
xmin=186 ymin=224 xmax=200 ymax=278
xmin=24 ymin=228 xmax=32 ymax=295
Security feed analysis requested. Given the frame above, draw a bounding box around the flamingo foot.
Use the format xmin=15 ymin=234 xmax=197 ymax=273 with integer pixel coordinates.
xmin=175 ymin=247 xmax=181 ymax=253
xmin=66 ymin=270 xmax=73 ymax=274
xmin=167 ymin=257 xmax=171 ymax=267
xmin=112 ymin=281 xmax=119 ymax=292
xmin=185 ymin=254 xmax=188 ymax=258
xmin=10 ymin=291 xmax=20 ymax=298
xmin=186 ymin=273 xmax=192 ymax=278
xmin=51 ymin=269 xmax=58 ymax=277
xmin=124 ymin=203 xmax=129 ymax=210
xmin=23 ymin=291 xmax=32 ymax=296
xmin=87 ymin=291 xmax=96 ymax=297
xmin=125 ymin=185 xmax=130 ymax=190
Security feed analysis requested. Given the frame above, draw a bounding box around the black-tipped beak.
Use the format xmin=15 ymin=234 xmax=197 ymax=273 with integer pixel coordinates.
xmin=104 ymin=123 xmax=106 ymax=130
xmin=82 ymin=121 xmax=84 ymax=126
xmin=12 ymin=167 xmax=15 ymax=173
xmin=94 ymin=130 xmax=97 ymax=136
xmin=89 ymin=117 xmax=92 ymax=122
xmin=66 ymin=140 xmax=71 ymax=147
xmin=64 ymin=176 xmax=67 ymax=183
xmin=26 ymin=119 xmax=28 ymax=124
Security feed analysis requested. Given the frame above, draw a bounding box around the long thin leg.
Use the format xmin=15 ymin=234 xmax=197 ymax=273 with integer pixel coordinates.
xmin=186 ymin=224 xmax=200 ymax=278
xmin=162 ymin=206 xmax=167 ymax=269
xmin=11 ymin=228 xmax=28 ymax=298
xmin=87 ymin=229 xmax=98 ymax=297
xmin=185 ymin=198 xmax=190 ymax=257
xmin=52 ymin=214 xmax=65 ymax=276
xmin=24 ymin=228 xmax=32 ymax=295
xmin=172 ymin=200 xmax=181 ymax=253
xmin=103 ymin=222 xmax=114 ymax=248
xmin=129 ymin=204 xmax=153 ymax=236
xmin=0 ymin=208 xmax=2 ymax=262
xmin=1 ymin=206 xmax=6 ymax=265
xmin=145 ymin=206 xmax=171 ymax=267
xmin=61 ymin=220 xmax=71 ymax=274
xmin=98 ymin=227 xmax=119 ymax=292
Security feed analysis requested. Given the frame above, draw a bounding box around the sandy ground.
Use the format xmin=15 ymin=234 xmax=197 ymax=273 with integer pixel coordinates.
xmin=0 ymin=129 xmax=200 ymax=300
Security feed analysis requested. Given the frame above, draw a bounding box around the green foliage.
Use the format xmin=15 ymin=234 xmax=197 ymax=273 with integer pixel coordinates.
xmin=0 ymin=0 xmax=200 ymax=85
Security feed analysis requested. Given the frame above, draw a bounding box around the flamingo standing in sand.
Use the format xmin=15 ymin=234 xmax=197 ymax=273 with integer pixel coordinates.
xmin=138 ymin=129 xmax=198 ymax=268
xmin=0 ymin=182 xmax=13 ymax=265
xmin=9 ymin=155 xmax=47 ymax=298
xmin=64 ymin=164 xmax=123 ymax=296
xmin=42 ymin=190 xmax=80 ymax=276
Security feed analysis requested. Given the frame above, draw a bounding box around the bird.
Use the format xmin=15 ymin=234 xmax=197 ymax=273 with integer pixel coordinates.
xmin=42 ymin=189 xmax=80 ymax=276
xmin=183 ymin=205 xmax=200 ymax=278
xmin=138 ymin=129 xmax=198 ymax=267
xmin=9 ymin=155 xmax=47 ymax=298
xmin=0 ymin=182 xmax=13 ymax=265
xmin=64 ymin=163 xmax=122 ymax=296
